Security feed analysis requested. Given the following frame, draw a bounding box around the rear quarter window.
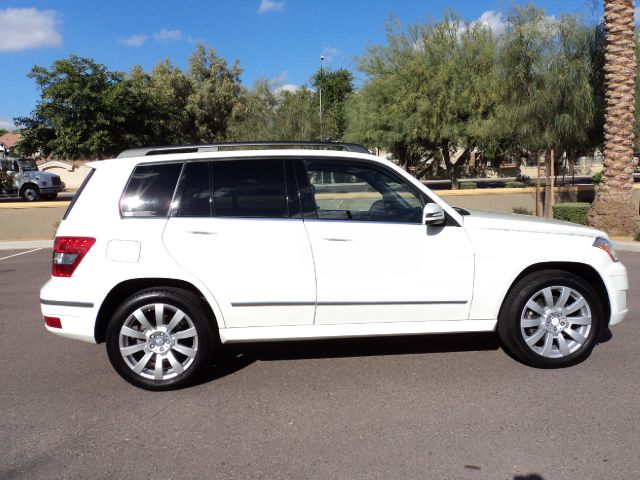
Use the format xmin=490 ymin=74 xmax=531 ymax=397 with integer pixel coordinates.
xmin=120 ymin=163 xmax=183 ymax=217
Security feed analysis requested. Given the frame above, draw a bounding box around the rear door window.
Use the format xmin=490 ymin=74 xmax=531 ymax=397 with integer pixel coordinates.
xmin=211 ymin=159 xmax=288 ymax=218
xmin=175 ymin=161 xmax=211 ymax=217
xmin=120 ymin=163 xmax=183 ymax=217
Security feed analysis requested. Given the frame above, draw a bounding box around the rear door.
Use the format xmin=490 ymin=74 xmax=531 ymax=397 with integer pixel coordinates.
xmin=162 ymin=158 xmax=317 ymax=328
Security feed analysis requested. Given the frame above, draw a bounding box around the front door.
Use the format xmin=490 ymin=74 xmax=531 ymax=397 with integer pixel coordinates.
xmin=299 ymin=158 xmax=474 ymax=325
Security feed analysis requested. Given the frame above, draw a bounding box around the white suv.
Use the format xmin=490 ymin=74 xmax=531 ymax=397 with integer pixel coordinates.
xmin=40 ymin=142 xmax=629 ymax=390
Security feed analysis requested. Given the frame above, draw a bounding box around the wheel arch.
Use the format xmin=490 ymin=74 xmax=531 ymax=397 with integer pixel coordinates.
xmin=94 ymin=278 xmax=220 ymax=343
xmin=498 ymin=262 xmax=610 ymax=326
xmin=19 ymin=182 xmax=39 ymax=194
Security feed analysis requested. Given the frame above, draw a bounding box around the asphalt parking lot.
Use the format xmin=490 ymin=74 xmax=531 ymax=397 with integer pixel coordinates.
xmin=1 ymin=249 xmax=639 ymax=480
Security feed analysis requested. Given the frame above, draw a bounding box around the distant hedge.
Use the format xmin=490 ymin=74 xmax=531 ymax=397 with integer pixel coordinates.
xmin=505 ymin=181 xmax=526 ymax=188
xmin=460 ymin=182 xmax=477 ymax=189
xmin=552 ymin=202 xmax=590 ymax=225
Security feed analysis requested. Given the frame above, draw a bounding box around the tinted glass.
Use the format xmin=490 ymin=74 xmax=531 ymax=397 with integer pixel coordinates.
xmin=177 ymin=162 xmax=211 ymax=217
xmin=303 ymin=160 xmax=423 ymax=223
xmin=212 ymin=159 xmax=288 ymax=217
xmin=120 ymin=163 xmax=182 ymax=217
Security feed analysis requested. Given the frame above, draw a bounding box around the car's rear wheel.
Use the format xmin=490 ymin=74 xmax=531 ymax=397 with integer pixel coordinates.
xmin=106 ymin=288 xmax=214 ymax=390
xmin=498 ymin=269 xmax=604 ymax=368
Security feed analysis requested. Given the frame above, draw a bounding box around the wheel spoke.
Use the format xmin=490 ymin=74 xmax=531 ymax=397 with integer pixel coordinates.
xmin=154 ymin=354 xmax=164 ymax=380
xmin=526 ymin=300 xmax=546 ymax=317
xmin=172 ymin=343 xmax=197 ymax=358
xmin=133 ymin=309 xmax=154 ymax=332
xmin=541 ymin=332 xmax=554 ymax=357
xmin=120 ymin=343 xmax=145 ymax=356
xmin=133 ymin=351 xmax=153 ymax=374
xmin=542 ymin=288 xmax=554 ymax=309
xmin=166 ymin=351 xmax=184 ymax=374
xmin=525 ymin=328 xmax=546 ymax=346
xmin=565 ymin=328 xmax=586 ymax=345
xmin=565 ymin=297 xmax=586 ymax=315
xmin=522 ymin=319 xmax=541 ymax=328
xmin=569 ymin=316 xmax=591 ymax=326
xmin=555 ymin=287 xmax=571 ymax=309
xmin=557 ymin=334 xmax=571 ymax=356
xmin=166 ymin=311 xmax=186 ymax=333
xmin=172 ymin=327 xmax=197 ymax=340
xmin=121 ymin=326 xmax=146 ymax=340
xmin=155 ymin=304 xmax=164 ymax=328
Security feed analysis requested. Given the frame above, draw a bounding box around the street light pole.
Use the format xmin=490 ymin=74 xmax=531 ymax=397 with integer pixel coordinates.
xmin=319 ymin=55 xmax=324 ymax=141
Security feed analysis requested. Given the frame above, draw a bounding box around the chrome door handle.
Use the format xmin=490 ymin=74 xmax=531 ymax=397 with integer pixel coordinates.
xmin=187 ymin=231 xmax=217 ymax=235
xmin=321 ymin=238 xmax=353 ymax=242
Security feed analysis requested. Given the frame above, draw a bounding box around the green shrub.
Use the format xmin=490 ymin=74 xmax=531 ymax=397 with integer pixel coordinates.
xmin=592 ymin=171 xmax=603 ymax=185
xmin=512 ymin=206 xmax=533 ymax=215
xmin=515 ymin=174 xmax=531 ymax=185
xmin=459 ymin=182 xmax=477 ymax=190
xmin=505 ymin=181 xmax=526 ymax=188
xmin=635 ymin=231 xmax=640 ymax=242
xmin=552 ymin=202 xmax=590 ymax=225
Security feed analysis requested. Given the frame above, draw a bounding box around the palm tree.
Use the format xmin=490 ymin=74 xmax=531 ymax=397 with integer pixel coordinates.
xmin=588 ymin=0 xmax=640 ymax=236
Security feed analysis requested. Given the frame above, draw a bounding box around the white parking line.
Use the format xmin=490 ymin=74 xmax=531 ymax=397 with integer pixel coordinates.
xmin=0 ymin=247 xmax=45 ymax=261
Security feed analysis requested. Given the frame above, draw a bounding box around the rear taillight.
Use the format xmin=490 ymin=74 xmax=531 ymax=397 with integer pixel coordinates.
xmin=52 ymin=236 xmax=96 ymax=277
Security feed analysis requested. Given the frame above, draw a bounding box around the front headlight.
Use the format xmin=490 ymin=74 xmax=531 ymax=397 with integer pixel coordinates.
xmin=593 ymin=237 xmax=619 ymax=262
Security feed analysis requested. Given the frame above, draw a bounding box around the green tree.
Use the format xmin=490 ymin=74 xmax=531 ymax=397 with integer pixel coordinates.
xmin=15 ymin=56 xmax=127 ymax=159
xmin=493 ymin=7 xmax=595 ymax=215
xmin=273 ymin=87 xmax=320 ymax=140
xmin=311 ymin=68 xmax=354 ymax=140
xmin=186 ymin=44 xmax=243 ymax=143
xmin=347 ymin=15 xmax=498 ymax=187
xmin=228 ymin=80 xmax=278 ymax=140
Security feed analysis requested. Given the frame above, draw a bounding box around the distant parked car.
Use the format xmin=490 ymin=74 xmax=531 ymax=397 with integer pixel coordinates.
xmin=40 ymin=142 xmax=629 ymax=390
xmin=0 ymin=157 xmax=62 ymax=201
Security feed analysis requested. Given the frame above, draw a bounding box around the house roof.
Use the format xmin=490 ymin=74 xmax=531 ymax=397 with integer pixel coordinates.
xmin=0 ymin=132 xmax=21 ymax=149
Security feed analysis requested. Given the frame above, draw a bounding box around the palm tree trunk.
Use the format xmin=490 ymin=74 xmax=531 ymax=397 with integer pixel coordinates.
xmin=588 ymin=0 xmax=640 ymax=236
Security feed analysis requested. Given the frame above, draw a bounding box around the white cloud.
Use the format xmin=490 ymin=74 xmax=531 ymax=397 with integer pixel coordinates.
xmin=258 ymin=0 xmax=285 ymax=14
xmin=275 ymin=83 xmax=300 ymax=93
xmin=0 ymin=118 xmax=16 ymax=131
xmin=0 ymin=8 xmax=62 ymax=52
xmin=120 ymin=34 xmax=148 ymax=47
xmin=475 ymin=10 xmax=506 ymax=36
xmin=152 ymin=28 xmax=182 ymax=42
xmin=321 ymin=46 xmax=338 ymax=62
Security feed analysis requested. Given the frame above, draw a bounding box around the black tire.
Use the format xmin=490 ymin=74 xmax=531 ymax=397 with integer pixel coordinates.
xmin=106 ymin=288 xmax=215 ymax=390
xmin=497 ymin=269 xmax=604 ymax=368
xmin=21 ymin=184 xmax=40 ymax=202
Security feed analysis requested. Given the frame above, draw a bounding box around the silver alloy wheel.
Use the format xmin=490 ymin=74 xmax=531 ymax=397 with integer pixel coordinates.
xmin=520 ymin=286 xmax=592 ymax=358
xmin=118 ymin=303 xmax=199 ymax=381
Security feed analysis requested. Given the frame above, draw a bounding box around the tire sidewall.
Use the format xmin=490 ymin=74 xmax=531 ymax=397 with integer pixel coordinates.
xmin=106 ymin=289 xmax=214 ymax=390
xmin=499 ymin=271 xmax=604 ymax=368
xmin=21 ymin=185 xmax=40 ymax=201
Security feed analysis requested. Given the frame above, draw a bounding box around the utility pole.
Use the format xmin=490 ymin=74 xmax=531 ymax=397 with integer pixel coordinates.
xmin=319 ymin=55 xmax=324 ymax=141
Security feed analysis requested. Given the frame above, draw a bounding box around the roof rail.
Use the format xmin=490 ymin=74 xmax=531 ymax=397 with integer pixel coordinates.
xmin=117 ymin=141 xmax=371 ymax=158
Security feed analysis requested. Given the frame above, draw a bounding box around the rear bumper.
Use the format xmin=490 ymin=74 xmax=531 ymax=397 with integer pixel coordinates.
xmin=40 ymin=281 xmax=98 ymax=343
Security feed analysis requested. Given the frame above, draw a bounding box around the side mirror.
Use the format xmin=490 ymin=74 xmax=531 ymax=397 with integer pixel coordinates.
xmin=422 ymin=203 xmax=445 ymax=226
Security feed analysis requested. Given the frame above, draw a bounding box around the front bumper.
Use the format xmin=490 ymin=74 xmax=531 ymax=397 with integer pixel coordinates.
xmin=602 ymin=261 xmax=628 ymax=326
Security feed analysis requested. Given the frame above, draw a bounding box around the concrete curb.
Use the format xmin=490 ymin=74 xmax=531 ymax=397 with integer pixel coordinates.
xmin=0 ymin=239 xmax=53 ymax=251
xmin=613 ymin=241 xmax=640 ymax=253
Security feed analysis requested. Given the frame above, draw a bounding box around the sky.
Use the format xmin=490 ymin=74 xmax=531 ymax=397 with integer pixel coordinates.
xmin=0 ymin=0 xmax=606 ymax=131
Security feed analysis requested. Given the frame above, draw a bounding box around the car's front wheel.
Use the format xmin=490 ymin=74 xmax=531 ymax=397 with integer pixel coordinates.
xmin=106 ymin=288 xmax=215 ymax=390
xmin=21 ymin=185 xmax=40 ymax=201
xmin=498 ymin=269 xmax=604 ymax=368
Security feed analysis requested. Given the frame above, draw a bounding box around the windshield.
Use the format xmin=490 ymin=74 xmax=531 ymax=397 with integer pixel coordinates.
xmin=18 ymin=159 xmax=38 ymax=172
